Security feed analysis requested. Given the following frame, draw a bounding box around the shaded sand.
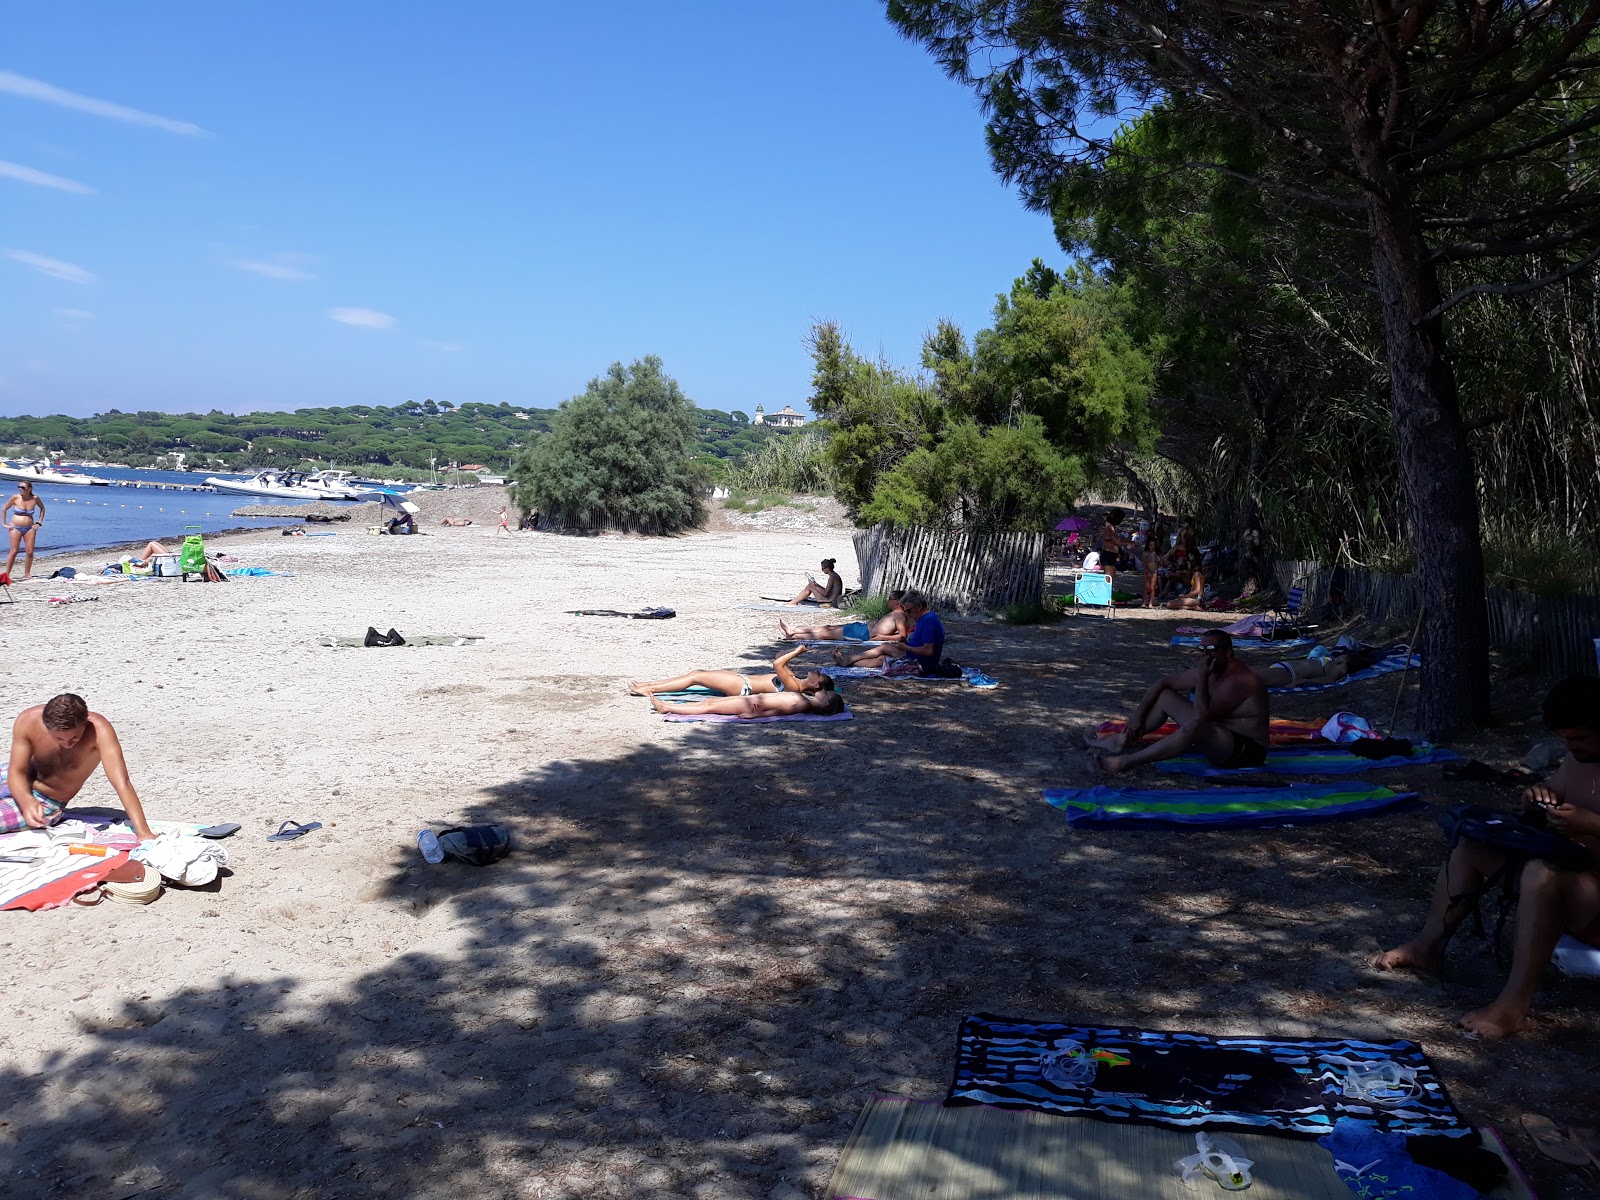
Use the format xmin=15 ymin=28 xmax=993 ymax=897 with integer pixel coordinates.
xmin=0 ymin=526 xmax=1596 ymax=1199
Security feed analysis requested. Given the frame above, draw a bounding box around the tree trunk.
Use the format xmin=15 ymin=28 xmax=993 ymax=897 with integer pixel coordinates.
xmin=1366 ymin=192 xmax=1492 ymax=735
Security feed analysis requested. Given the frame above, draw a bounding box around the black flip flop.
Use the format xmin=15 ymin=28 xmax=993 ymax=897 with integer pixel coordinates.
xmin=267 ymin=820 xmax=322 ymax=842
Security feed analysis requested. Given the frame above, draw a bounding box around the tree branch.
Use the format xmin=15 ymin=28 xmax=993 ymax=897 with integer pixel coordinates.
xmin=1418 ymin=240 xmax=1600 ymax=320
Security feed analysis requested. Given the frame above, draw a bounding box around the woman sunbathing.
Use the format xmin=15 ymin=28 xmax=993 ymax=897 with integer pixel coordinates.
xmin=1251 ymin=647 xmax=1383 ymax=688
xmin=629 ymin=644 xmax=831 ymax=700
xmin=650 ymin=682 xmax=845 ymax=719
xmin=779 ymin=592 xmax=906 ymax=642
xmin=789 ymin=558 xmax=844 ymax=605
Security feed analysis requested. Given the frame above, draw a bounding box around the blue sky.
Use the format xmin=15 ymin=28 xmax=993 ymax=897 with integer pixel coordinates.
xmin=0 ymin=2 xmax=1059 ymax=420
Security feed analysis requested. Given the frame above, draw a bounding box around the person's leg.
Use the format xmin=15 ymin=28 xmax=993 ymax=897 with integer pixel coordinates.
xmin=1091 ymin=690 xmax=1198 ymax=757
xmin=1376 ymin=839 xmax=1510 ymax=975
xmin=779 ymin=619 xmax=843 ymax=640
xmin=22 ymin=527 xmax=37 ymax=578
xmin=1460 ymin=863 xmax=1600 ymax=1038
xmin=629 ymin=669 xmax=745 ymax=696
xmin=834 ymin=645 xmax=890 ymax=667
xmin=650 ymin=694 xmax=760 ymax=717
xmin=789 ymin=582 xmax=824 ymax=604
xmin=143 ymin=541 xmax=167 ymax=559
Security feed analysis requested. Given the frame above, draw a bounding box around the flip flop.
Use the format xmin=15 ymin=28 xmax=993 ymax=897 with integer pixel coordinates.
xmin=1520 ymin=1113 xmax=1596 ymax=1166
xmin=199 ymin=823 xmax=241 ymax=839
xmin=267 ymin=820 xmax=322 ymax=843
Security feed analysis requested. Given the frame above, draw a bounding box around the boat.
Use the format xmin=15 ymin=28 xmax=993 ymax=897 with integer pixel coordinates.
xmin=203 ymin=470 xmax=349 ymax=500
xmin=0 ymin=460 xmax=110 ymax=486
xmin=300 ymin=470 xmax=369 ymax=500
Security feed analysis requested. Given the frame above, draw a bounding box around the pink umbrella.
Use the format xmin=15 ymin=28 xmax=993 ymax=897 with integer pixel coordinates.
xmin=1055 ymin=517 xmax=1093 ymax=531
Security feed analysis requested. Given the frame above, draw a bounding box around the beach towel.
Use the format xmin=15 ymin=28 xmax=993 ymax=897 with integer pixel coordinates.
xmin=1042 ymin=782 xmax=1421 ymax=829
xmin=0 ymin=832 xmax=132 ymax=910
xmin=822 ymin=665 xmax=998 ymax=687
xmin=1095 ymin=718 xmax=1327 ymax=746
xmin=828 ymin=1094 xmax=1358 ymax=1200
xmin=318 ymin=633 xmax=484 ymax=648
xmin=225 ymin=567 xmax=286 ymax=577
xmin=567 ymin=607 xmax=675 ymax=619
xmin=1171 ymin=635 xmax=1317 ymax=651
xmin=1154 ymin=743 xmax=1461 ymax=777
xmin=948 ymin=1014 xmax=1474 ymax=1141
xmin=742 ymin=601 xmax=851 ymax=612
xmin=1274 ymin=649 xmax=1419 ymax=693
xmin=660 ymin=704 xmax=853 ymax=724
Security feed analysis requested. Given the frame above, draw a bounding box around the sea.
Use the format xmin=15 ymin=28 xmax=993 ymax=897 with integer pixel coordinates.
xmin=2 ymin=466 xmax=354 ymax=557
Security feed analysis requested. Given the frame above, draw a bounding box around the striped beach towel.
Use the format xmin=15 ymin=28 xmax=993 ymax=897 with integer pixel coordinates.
xmin=1095 ymin=717 xmax=1326 ymax=746
xmin=1274 ymin=649 xmax=1419 ymax=693
xmin=1171 ymin=635 xmax=1318 ymax=651
xmin=1042 ymin=782 xmax=1421 ymax=829
xmin=1155 ymin=744 xmax=1461 ymax=777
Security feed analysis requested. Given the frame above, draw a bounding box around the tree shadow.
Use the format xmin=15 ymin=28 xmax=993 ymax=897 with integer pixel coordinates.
xmin=3 ymin=616 xmax=1596 ymax=1199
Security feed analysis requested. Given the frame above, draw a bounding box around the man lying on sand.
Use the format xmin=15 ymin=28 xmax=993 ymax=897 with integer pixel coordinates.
xmin=1085 ymin=630 xmax=1269 ymax=773
xmin=1376 ymin=676 xmax=1600 ymax=1038
xmin=830 ymin=591 xmax=944 ymax=674
xmin=4 ymin=693 xmax=157 ymax=840
xmin=779 ymin=591 xmax=907 ymax=642
xmin=630 ymin=645 xmax=830 ymax=700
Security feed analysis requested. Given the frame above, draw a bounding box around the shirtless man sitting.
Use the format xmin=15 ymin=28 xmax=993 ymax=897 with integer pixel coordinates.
xmin=1376 ymin=676 xmax=1600 ymax=1038
xmin=643 ymin=647 xmax=847 ymax=719
xmin=630 ymin=644 xmax=831 ymax=700
xmin=779 ymin=591 xmax=907 ymax=642
xmin=3 ymin=694 xmax=157 ymax=840
xmin=1086 ymin=630 xmax=1270 ymax=773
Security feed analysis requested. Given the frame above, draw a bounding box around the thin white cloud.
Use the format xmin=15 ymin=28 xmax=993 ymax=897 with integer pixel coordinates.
xmin=7 ymin=249 xmax=94 ymax=284
xmin=0 ymin=70 xmax=207 ymax=136
xmin=55 ymin=307 xmax=93 ymax=319
xmin=422 ymin=339 xmax=464 ymax=352
xmin=232 ymin=252 xmax=316 ymax=281
xmin=0 ymin=159 xmax=94 ymax=194
xmin=330 ymin=307 xmax=395 ymax=330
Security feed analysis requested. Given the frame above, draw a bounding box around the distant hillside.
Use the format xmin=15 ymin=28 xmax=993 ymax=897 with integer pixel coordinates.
xmin=0 ymin=400 xmax=791 ymax=474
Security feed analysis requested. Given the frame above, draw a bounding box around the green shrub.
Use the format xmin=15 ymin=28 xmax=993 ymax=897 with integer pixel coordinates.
xmin=852 ymin=593 xmax=892 ymax=621
xmin=1000 ymin=598 xmax=1058 ymax=624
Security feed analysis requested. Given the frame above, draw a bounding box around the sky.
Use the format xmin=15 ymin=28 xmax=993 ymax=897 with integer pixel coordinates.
xmin=0 ymin=2 xmax=1061 ymax=420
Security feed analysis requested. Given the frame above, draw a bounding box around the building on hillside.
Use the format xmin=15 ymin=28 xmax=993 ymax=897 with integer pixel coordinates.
xmin=752 ymin=404 xmax=806 ymax=428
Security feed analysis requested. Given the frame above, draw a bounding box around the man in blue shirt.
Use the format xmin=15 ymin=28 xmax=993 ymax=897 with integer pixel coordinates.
xmin=831 ymin=589 xmax=945 ymax=674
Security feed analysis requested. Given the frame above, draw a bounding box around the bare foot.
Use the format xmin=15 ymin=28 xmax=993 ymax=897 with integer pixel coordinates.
xmin=778 ymin=620 xmax=792 ymax=638
xmin=1082 ymin=731 xmax=1126 ymax=753
xmin=1372 ymin=941 xmax=1445 ymax=977
xmin=1089 ymin=751 xmax=1127 ymax=776
xmin=627 ymin=681 xmax=652 ymax=696
xmin=832 ymin=649 xmax=846 ymax=664
xmin=1459 ymin=1002 xmax=1529 ymax=1039
xmin=649 ymin=696 xmax=669 ymax=714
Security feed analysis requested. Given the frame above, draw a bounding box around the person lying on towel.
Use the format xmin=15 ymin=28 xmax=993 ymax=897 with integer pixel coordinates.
xmin=630 ymin=644 xmax=832 ymax=701
xmin=1377 ymin=676 xmax=1600 ymax=1039
xmin=1085 ymin=630 xmax=1269 ymax=773
xmin=788 ymin=558 xmax=844 ymax=606
xmin=779 ymin=590 xmax=908 ymax=642
xmin=1250 ymin=646 xmax=1382 ymax=688
xmin=644 ymin=648 xmax=847 ymax=719
xmin=3 ymin=693 xmax=157 ymax=840
xmin=830 ymin=591 xmax=944 ymax=675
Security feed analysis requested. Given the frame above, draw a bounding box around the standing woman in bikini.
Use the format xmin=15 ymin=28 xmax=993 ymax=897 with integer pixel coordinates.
xmin=3 ymin=481 xmax=45 ymax=580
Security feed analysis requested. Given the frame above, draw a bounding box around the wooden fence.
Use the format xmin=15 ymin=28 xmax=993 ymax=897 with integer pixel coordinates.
xmin=853 ymin=525 xmax=1046 ymax=615
xmin=1276 ymin=560 xmax=1600 ymax=677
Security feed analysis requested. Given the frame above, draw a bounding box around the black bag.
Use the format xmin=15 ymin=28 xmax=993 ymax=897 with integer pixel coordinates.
xmin=931 ymin=659 xmax=965 ymax=679
xmin=434 ymin=824 xmax=512 ymax=866
xmin=1438 ymin=803 xmax=1595 ymax=872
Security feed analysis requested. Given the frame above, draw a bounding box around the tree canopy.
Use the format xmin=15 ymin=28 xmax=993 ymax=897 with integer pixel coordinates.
xmin=511 ymin=357 xmax=707 ymax=535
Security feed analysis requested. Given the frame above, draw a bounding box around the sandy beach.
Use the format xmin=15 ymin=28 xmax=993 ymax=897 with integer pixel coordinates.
xmin=1 ymin=519 xmax=1596 ymax=1199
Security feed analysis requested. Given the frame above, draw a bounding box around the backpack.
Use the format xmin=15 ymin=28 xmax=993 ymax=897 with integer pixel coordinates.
xmin=180 ymin=526 xmax=207 ymax=575
xmin=431 ymin=824 xmax=512 ymax=866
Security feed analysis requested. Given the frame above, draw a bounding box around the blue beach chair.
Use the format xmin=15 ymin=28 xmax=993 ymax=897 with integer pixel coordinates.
xmin=1075 ymin=572 xmax=1114 ymax=619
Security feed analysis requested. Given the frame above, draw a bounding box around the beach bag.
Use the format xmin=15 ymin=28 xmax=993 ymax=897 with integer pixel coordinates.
xmin=179 ymin=525 xmax=207 ymax=574
xmin=1439 ymin=803 xmax=1595 ymax=872
xmin=931 ymin=659 xmax=965 ymax=679
xmin=432 ymin=824 xmax=511 ymax=866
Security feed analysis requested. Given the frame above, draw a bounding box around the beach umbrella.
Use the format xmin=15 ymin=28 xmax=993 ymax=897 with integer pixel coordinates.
xmin=1055 ymin=517 xmax=1092 ymax=532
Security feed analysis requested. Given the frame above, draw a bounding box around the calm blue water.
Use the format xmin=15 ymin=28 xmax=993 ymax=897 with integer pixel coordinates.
xmin=2 ymin=466 xmax=350 ymax=557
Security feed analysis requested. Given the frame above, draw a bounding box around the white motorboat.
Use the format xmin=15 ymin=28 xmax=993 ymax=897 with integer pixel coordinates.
xmin=0 ymin=460 xmax=109 ymax=486
xmin=204 ymin=470 xmax=343 ymax=500
xmin=300 ymin=470 xmax=369 ymax=500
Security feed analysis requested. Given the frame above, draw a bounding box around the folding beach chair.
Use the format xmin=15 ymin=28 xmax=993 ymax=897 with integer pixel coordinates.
xmin=1074 ymin=572 xmax=1114 ymax=619
xmin=0 ymin=571 xmax=11 ymax=603
xmin=1270 ymin=575 xmax=1316 ymax=638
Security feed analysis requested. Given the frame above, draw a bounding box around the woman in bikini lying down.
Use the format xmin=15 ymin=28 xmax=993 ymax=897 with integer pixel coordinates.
xmin=629 ymin=644 xmax=830 ymax=700
xmin=779 ymin=591 xmax=906 ymax=642
xmin=1251 ymin=646 xmax=1382 ymax=688
xmin=650 ymin=681 xmax=846 ymax=719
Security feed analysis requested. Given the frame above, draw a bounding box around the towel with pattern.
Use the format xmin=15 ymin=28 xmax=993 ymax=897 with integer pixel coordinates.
xmin=1171 ymin=635 xmax=1317 ymax=650
xmin=1095 ymin=717 xmax=1327 ymax=746
xmin=1043 ymin=782 xmax=1422 ymax=829
xmin=1154 ymin=743 xmax=1461 ymax=776
xmin=948 ymin=1014 xmax=1474 ymax=1140
xmin=661 ymin=704 xmax=853 ymax=724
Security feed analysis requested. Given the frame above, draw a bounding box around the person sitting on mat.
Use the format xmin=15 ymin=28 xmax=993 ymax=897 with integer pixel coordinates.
xmin=630 ymin=644 xmax=832 ymax=699
xmin=832 ymin=591 xmax=944 ymax=676
xmin=1163 ymin=564 xmax=1207 ymax=609
xmin=779 ymin=591 xmax=907 ymax=642
xmin=3 ymin=693 xmax=157 ymax=840
xmin=386 ymin=510 xmax=416 ymax=535
xmin=643 ymin=647 xmax=847 ymax=719
xmin=1085 ymin=630 xmax=1269 ymax=773
xmin=789 ymin=558 xmax=844 ymax=606
xmin=1376 ymin=676 xmax=1600 ymax=1038
xmin=1251 ymin=646 xmax=1383 ymax=689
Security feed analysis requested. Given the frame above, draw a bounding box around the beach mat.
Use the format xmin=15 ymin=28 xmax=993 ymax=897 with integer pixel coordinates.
xmin=1171 ymin=635 xmax=1317 ymax=651
xmin=823 ymin=665 xmax=998 ymax=688
xmin=317 ymin=633 xmax=484 ymax=647
xmin=1095 ymin=718 xmax=1326 ymax=746
xmin=827 ymin=1094 xmax=1356 ymax=1200
xmin=1274 ymin=649 xmax=1418 ymax=693
xmin=567 ymin=607 xmax=675 ymax=619
xmin=0 ymin=834 xmax=132 ymax=911
xmin=1155 ymin=744 xmax=1461 ymax=776
xmin=744 ymin=600 xmax=853 ymax=612
xmin=661 ymin=703 xmax=853 ymax=724
xmin=1042 ymin=782 xmax=1421 ymax=829
xmin=948 ymin=1014 xmax=1474 ymax=1140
